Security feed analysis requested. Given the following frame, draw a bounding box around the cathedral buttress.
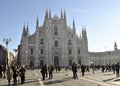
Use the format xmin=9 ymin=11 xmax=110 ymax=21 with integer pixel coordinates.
xmin=35 ymin=16 xmax=39 ymax=67
xmin=20 ymin=23 xmax=29 ymax=66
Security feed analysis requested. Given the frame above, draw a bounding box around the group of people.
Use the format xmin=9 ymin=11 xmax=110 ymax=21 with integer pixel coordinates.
xmin=101 ymin=63 xmax=120 ymax=77
xmin=71 ymin=62 xmax=120 ymax=79
xmin=40 ymin=64 xmax=54 ymax=80
xmin=0 ymin=64 xmax=26 ymax=85
xmin=1 ymin=62 xmax=120 ymax=85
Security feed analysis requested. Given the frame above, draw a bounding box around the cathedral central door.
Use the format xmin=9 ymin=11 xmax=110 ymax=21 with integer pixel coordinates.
xmin=54 ymin=56 xmax=59 ymax=66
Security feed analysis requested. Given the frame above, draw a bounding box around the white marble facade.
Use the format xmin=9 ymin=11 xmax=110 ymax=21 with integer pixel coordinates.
xmin=19 ymin=9 xmax=89 ymax=68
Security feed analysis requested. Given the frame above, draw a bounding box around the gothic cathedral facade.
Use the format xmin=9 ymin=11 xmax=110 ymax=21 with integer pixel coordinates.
xmin=19 ymin=9 xmax=89 ymax=68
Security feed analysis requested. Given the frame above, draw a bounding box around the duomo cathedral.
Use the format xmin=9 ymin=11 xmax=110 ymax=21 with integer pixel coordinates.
xmin=19 ymin=9 xmax=120 ymax=68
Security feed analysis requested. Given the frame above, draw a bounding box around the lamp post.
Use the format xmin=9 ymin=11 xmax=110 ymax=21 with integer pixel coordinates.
xmin=13 ymin=49 xmax=18 ymax=65
xmin=108 ymin=51 xmax=110 ymax=65
xmin=3 ymin=38 xmax=11 ymax=67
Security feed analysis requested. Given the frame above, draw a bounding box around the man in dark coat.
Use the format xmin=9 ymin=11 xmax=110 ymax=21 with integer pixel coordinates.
xmin=81 ymin=65 xmax=85 ymax=76
xmin=41 ymin=64 xmax=47 ymax=80
xmin=72 ymin=63 xmax=78 ymax=79
xmin=72 ymin=62 xmax=75 ymax=78
xmin=19 ymin=65 xmax=26 ymax=84
xmin=115 ymin=63 xmax=119 ymax=77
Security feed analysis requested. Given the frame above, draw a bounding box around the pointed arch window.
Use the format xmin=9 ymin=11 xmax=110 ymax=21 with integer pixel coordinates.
xmin=40 ymin=48 xmax=44 ymax=55
xmin=54 ymin=25 xmax=58 ymax=35
xmin=68 ymin=49 xmax=72 ymax=55
xmin=55 ymin=41 xmax=58 ymax=47
xmin=30 ymin=48 xmax=33 ymax=55
xmin=78 ymin=49 xmax=80 ymax=54
xmin=40 ymin=38 xmax=44 ymax=44
xmin=68 ymin=40 xmax=72 ymax=45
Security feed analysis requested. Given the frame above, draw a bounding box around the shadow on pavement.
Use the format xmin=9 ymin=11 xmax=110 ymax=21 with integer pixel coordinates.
xmin=103 ymin=77 xmax=115 ymax=82
xmin=103 ymin=73 xmax=114 ymax=76
xmin=0 ymin=78 xmax=39 ymax=86
xmin=114 ymin=78 xmax=120 ymax=82
xmin=0 ymin=85 xmax=8 ymax=86
xmin=44 ymin=77 xmax=73 ymax=85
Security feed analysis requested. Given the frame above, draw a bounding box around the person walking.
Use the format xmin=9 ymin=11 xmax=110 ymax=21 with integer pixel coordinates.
xmin=115 ymin=63 xmax=119 ymax=77
xmin=6 ymin=66 xmax=13 ymax=85
xmin=19 ymin=65 xmax=26 ymax=84
xmin=72 ymin=64 xmax=78 ymax=79
xmin=12 ymin=66 xmax=18 ymax=85
xmin=72 ymin=62 xmax=75 ymax=78
xmin=44 ymin=64 xmax=48 ymax=78
xmin=91 ymin=64 xmax=95 ymax=74
xmin=41 ymin=64 xmax=47 ymax=80
xmin=48 ymin=64 xmax=54 ymax=79
xmin=81 ymin=65 xmax=85 ymax=76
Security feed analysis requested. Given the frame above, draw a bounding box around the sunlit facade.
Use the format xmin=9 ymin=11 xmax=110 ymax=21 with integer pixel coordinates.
xmin=19 ymin=9 xmax=89 ymax=68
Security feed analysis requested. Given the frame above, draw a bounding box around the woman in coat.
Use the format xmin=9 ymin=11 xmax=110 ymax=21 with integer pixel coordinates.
xmin=6 ymin=66 xmax=13 ymax=85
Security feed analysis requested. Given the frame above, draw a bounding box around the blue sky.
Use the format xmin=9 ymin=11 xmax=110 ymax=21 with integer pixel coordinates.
xmin=0 ymin=0 xmax=120 ymax=54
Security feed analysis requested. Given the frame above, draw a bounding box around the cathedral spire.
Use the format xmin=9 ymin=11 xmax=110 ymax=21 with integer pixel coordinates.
xmin=23 ymin=23 xmax=25 ymax=31
xmin=45 ymin=8 xmax=48 ymax=19
xmin=61 ymin=8 xmax=63 ymax=19
xmin=64 ymin=9 xmax=66 ymax=21
xmin=114 ymin=41 xmax=118 ymax=51
xmin=79 ymin=31 xmax=82 ymax=39
xmin=21 ymin=23 xmax=27 ymax=42
xmin=22 ymin=23 xmax=26 ymax=36
xmin=49 ymin=8 xmax=51 ymax=19
xmin=36 ymin=15 xmax=39 ymax=28
xmin=73 ymin=17 xmax=76 ymax=33
xmin=26 ymin=22 xmax=29 ymax=35
xmin=82 ymin=25 xmax=87 ymax=39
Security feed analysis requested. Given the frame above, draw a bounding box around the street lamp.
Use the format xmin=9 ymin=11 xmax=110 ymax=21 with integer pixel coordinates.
xmin=13 ymin=49 xmax=18 ymax=65
xmin=3 ymin=38 xmax=11 ymax=67
xmin=108 ymin=51 xmax=110 ymax=65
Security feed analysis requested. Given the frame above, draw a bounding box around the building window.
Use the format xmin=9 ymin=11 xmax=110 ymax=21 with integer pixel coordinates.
xmin=55 ymin=41 xmax=58 ymax=47
xmin=68 ymin=40 xmax=71 ymax=45
xmin=40 ymin=38 xmax=44 ymax=44
xmin=30 ymin=48 xmax=33 ymax=55
xmin=41 ymin=49 xmax=44 ymax=55
xmin=68 ymin=49 xmax=72 ymax=55
xmin=78 ymin=49 xmax=80 ymax=54
xmin=54 ymin=26 xmax=58 ymax=35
